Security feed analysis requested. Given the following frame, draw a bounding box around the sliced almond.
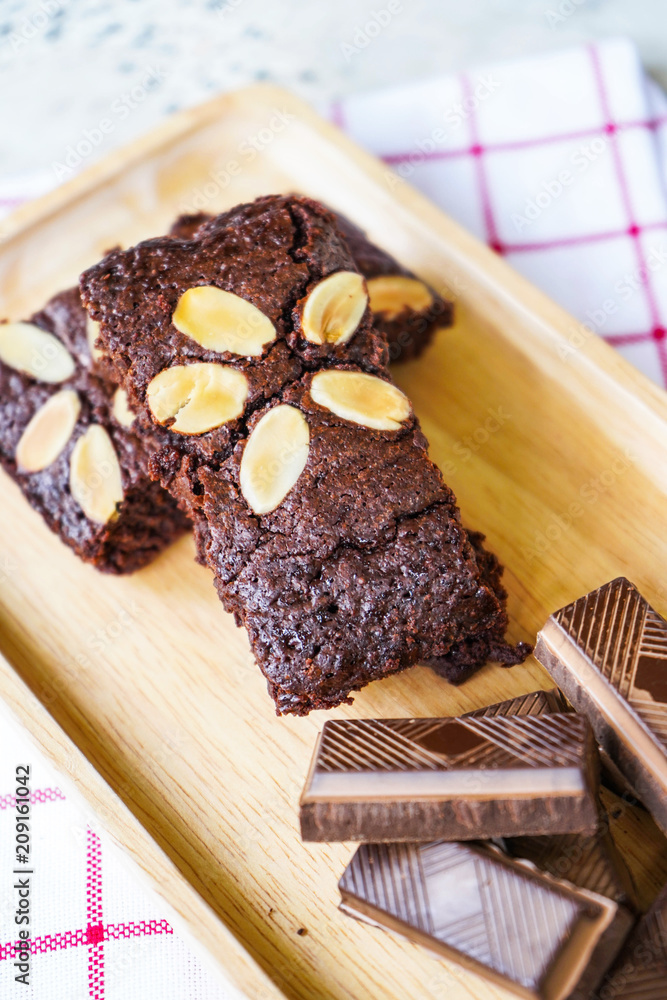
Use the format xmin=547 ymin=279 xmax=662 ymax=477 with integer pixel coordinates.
xmin=310 ymin=370 xmax=411 ymax=431
xmin=172 ymin=286 xmax=276 ymax=357
xmin=240 ymin=405 xmax=310 ymax=514
xmin=146 ymin=363 xmax=248 ymax=435
xmin=69 ymin=425 xmax=124 ymax=524
xmin=300 ymin=271 xmax=368 ymax=345
xmin=0 ymin=322 xmax=75 ymax=383
xmin=86 ymin=316 xmax=105 ymax=363
xmin=367 ymin=275 xmax=434 ymax=318
xmin=112 ymin=387 xmax=135 ymax=428
xmin=16 ymin=389 xmax=81 ymax=473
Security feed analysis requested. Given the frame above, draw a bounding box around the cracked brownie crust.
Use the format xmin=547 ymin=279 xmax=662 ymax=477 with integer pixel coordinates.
xmin=81 ymin=194 xmax=527 ymax=713
xmin=169 ymin=208 xmax=452 ymax=364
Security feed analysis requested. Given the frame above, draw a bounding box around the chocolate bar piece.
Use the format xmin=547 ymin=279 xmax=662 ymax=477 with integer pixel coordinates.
xmin=465 ymin=688 xmax=571 ymax=719
xmin=595 ymin=882 xmax=667 ymax=998
xmin=339 ymin=841 xmax=633 ymax=1000
xmin=535 ymin=578 xmax=667 ymax=835
xmin=168 ymin=209 xmax=453 ymax=362
xmin=465 ymin=691 xmax=639 ymax=908
xmin=505 ymin=814 xmax=638 ymax=912
xmin=81 ymin=194 xmax=528 ymax=714
xmin=467 ymin=688 xmax=643 ymax=802
xmin=300 ymin=713 xmax=599 ymax=841
xmin=0 ymin=288 xmax=189 ymax=573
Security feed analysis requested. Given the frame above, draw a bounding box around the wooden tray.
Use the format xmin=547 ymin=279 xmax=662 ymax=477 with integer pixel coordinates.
xmin=1 ymin=84 xmax=667 ymax=1000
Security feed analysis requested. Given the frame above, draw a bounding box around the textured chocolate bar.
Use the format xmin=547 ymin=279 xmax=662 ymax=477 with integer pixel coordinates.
xmin=595 ymin=883 xmax=667 ymax=998
xmin=300 ymin=713 xmax=599 ymax=842
xmin=466 ymin=692 xmax=638 ymax=908
xmin=504 ymin=815 xmax=638 ymax=911
xmin=465 ymin=688 xmax=570 ymax=719
xmin=339 ymin=841 xmax=633 ymax=1000
xmin=468 ymin=689 xmax=641 ymax=803
xmin=535 ymin=578 xmax=667 ymax=835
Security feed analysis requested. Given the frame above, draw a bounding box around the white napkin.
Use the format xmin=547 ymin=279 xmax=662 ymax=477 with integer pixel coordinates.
xmin=0 ymin=711 xmax=236 ymax=999
xmin=333 ymin=37 xmax=667 ymax=387
xmin=1 ymin=36 xmax=666 ymax=1000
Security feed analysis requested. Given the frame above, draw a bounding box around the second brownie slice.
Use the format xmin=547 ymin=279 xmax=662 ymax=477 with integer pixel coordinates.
xmin=80 ymin=195 xmax=527 ymax=714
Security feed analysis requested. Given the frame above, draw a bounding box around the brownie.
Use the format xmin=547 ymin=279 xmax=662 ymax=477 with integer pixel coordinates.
xmin=0 ymin=288 xmax=189 ymax=573
xmin=80 ymin=194 xmax=527 ymax=713
xmin=333 ymin=212 xmax=453 ymax=361
xmin=427 ymin=529 xmax=530 ymax=684
xmin=169 ymin=209 xmax=453 ymax=363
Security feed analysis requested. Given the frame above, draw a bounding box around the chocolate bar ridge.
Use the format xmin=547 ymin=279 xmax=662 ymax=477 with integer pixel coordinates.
xmin=464 ymin=688 xmax=570 ymax=719
xmin=595 ymin=882 xmax=667 ymax=998
xmin=339 ymin=841 xmax=633 ymax=1000
xmin=465 ymin=691 xmax=638 ymax=908
xmin=300 ymin=713 xmax=600 ymax=842
xmin=536 ymin=578 xmax=667 ymax=834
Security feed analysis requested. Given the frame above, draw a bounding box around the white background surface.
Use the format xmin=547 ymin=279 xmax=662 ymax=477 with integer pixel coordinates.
xmin=1 ymin=0 xmax=667 ymax=176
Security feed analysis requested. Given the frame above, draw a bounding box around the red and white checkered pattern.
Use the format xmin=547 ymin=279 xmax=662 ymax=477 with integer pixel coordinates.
xmin=332 ymin=38 xmax=667 ymax=388
xmin=0 ymin=715 xmax=237 ymax=998
xmin=1 ymin=36 xmax=666 ymax=1000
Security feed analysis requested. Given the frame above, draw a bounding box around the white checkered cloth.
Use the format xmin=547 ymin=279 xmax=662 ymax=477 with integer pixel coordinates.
xmin=0 ymin=709 xmax=239 ymax=998
xmin=1 ymin=35 xmax=666 ymax=1000
xmin=333 ymin=37 xmax=667 ymax=386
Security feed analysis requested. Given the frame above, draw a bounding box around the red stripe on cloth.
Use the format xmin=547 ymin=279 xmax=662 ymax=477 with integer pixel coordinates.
xmin=604 ymin=331 xmax=655 ymax=346
xmin=381 ymin=113 xmax=667 ymax=165
xmin=589 ymin=47 xmax=665 ymax=377
xmin=651 ymin=326 xmax=667 ymax=384
xmin=330 ymin=99 xmax=345 ymax=130
xmin=0 ymin=787 xmax=66 ymax=809
xmin=461 ymin=73 xmax=502 ymax=253
xmin=0 ymin=920 xmax=173 ymax=959
xmin=86 ymin=829 xmax=104 ymax=999
xmin=501 ymin=219 xmax=667 ymax=254
xmin=105 ymin=920 xmax=173 ymax=940
xmin=0 ymin=930 xmax=88 ymax=958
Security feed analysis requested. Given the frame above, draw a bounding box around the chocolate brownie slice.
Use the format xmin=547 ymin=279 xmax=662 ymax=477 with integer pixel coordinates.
xmin=81 ymin=194 xmax=527 ymax=713
xmin=0 ymin=288 xmax=189 ymax=573
xmin=169 ymin=209 xmax=452 ymax=362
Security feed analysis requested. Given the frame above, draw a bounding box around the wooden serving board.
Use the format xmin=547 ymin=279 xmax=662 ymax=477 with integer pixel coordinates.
xmin=1 ymin=84 xmax=667 ymax=1000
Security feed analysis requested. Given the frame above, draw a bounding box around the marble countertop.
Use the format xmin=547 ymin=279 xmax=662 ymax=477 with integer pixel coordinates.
xmin=1 ymin=0 xmax=666 ymax=178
